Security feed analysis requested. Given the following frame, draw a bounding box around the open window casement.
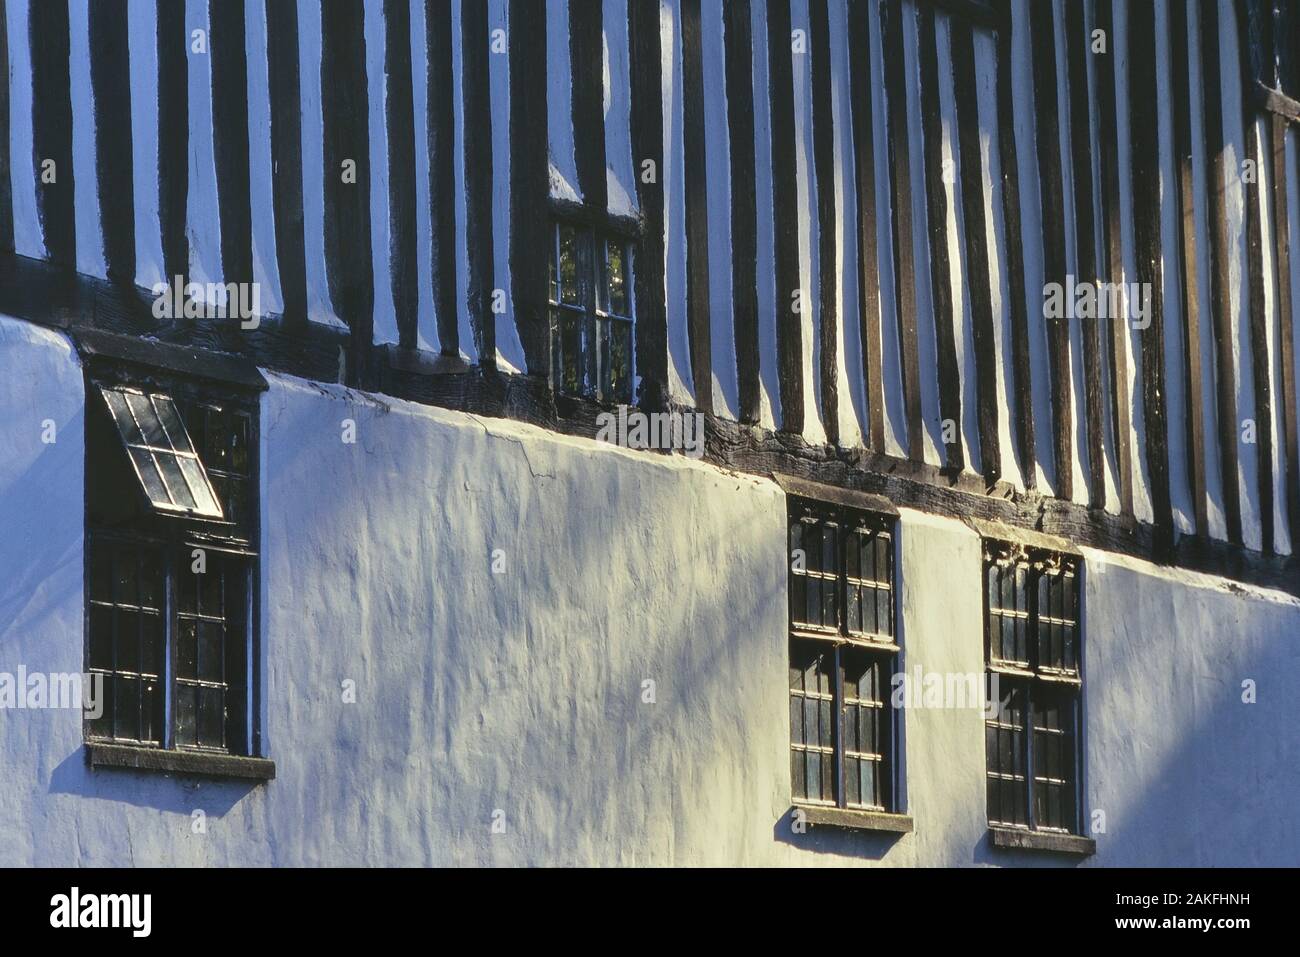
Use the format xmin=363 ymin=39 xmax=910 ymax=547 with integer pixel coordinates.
xmin=97 ymin=386 xmax=225 ymax=519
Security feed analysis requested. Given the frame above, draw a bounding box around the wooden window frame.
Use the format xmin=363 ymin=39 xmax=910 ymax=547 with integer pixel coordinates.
xmin=547 ymin=213 xmax=636 ymax=405
xmin=84 ymin=365 xmax=264 ymax=765
xmin=787 ymin=496 xmax=902 ymax=815
xmin=982 ymin=539 xmax=1084 ymax=836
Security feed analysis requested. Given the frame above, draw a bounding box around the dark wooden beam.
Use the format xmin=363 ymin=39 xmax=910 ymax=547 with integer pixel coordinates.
xmin=1028 ymin=0 xmax=1071 ymax=500
xmin=768 ymin=0 xmax=803 ymax=434
xmin=210 ymin=0 xmax=253 ymax=292
xmin=847 ymin=0 xmax=884 ymax=452
xmin=881 ymin=0 xmax=922 ymax=459
xmin=724 ymin=0 xmax=760 ymax=425
xmin=993 ymin=0 xmax=1034 ymax=487
xmin=1169 ymin=0 xmax=1209 ymax=536
xmin=681 ymin=0 xmax=712 ymax=414
xmin=1128 ymin=0 xmax=1174 ymax=555
xmin=5 ymin=249 xmax=1296 ymax=598
xmin=950 ymin=19 xmax=999 ymax=482
xmin=29 ymin=0 xmax=75 ymax=268
xmin=89 ymin=0 xmax=135 ymax=285
xmin=321 ymin=0 xmax=375 ymax=387
xmin=157 ymin=0 xmax=188 ymax=287
xmin=810 ymin=0 xmax=838 ymax=444
xmin=428 ymin=0 xmax=458 ymax=356
xmin=628 ymin=0 xmax=668 ymax=411
xmin=570 ymin=0 xmax=607 ymax=212
xmin=1200 ymin=0 xmax=1243 ymax=544
xmin=1064 ymin=0 xmax=1104 ymax=507
xmin=917 ymin=3 xmax=961 ymax=470
xmin=0 ymin=0 xmax=11 ymax=254
xmin=508 ymin=0 xmax=549 ymax=377
xmin=383 ymin=0 xmax=418 ymax=351
xmin=1235 ymin=0 xmax=1276 ymax=554
xmin=1272 ymin=112 xmax=1299 ymax=546
xmin=266 ymin=0 xmax=308 ymax=331
xmin=461 ymin=0 xmax=494 ymax=367
xmin=1094 ymin=0 xmax=1132 ymax=515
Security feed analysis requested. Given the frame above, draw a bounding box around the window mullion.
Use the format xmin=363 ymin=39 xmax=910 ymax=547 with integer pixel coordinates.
xmin=164 ymin=545 xmax=177 ymax=750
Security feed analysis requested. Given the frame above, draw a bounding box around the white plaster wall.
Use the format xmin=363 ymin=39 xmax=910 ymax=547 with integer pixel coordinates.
xmin=1 ymin=313 xmax=1298 ymax=866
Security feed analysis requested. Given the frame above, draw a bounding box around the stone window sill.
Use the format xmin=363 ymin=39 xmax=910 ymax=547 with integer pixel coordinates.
xmin=86 ymin=743 xmax=276 ymax=782
xmin=794 ymin=804 xmax=914 ymax=834
xmin=989 ymin=826 xmax=1096 ymax=857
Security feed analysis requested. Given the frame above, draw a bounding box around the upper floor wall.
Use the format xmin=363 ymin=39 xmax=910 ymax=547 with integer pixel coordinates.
xmin=1 ymin=0 xmax=1298 ymax=590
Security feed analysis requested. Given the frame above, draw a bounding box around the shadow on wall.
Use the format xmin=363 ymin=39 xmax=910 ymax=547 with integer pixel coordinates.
xmin=47 ymin=749 xmax=258 ymax=817
xmin=772 ymin=808 xmax=900 ymax=860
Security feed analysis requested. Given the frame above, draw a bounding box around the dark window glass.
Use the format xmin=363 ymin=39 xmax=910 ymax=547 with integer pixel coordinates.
xmin=87 ymin=376 xmax=257 ymax=756
xmin=548 ymin=221 xmax=634 ymax=403
xmin=983 ymin=544 xmax=1082 ymax=834
xmin=788 ymin=498 xmax=898 ymax=813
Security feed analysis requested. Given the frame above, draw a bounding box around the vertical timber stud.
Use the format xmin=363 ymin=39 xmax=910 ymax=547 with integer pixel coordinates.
xmin=680 ymin=0 xmax=712 ymax=414
xmin=321 ymin=0 xmax=375 ymax=388
xmin=1028 ymin=0 xmax=1072 ymax=500
xmin=89 ymin=0 xmax=135 ymax=286
xmin=994 ymin=0 xmax=1034 ymax=487
xmin=383 ymin=0 xmax=418 ymax=351
xmin=267 ymin=0 xmax=308 ymax=330
xmin=768 ymin=0 xmax=803 ymax=434
xmin=29 ymin=0 xmax=75 ymax=269
xmin=430 ymin=0 xmax=458 ymax=356
xmin=810 ymin=0 xmax=837 ymax=444
xmin=0 ymin=0 xmax=11 ymax=254
xmin=881 ymin=0 xmax=922 ymax=458
xmin=1200 ymin=0 xmax=1243 ymax=544
xmin=1236 ymin=0 xmax=1276 ymax=554
xmin=461 ymin=0 xmax=494 ymax=368
xmin=157 ymin=0 xmax=188 ymax=290
xmin=847 ymin=0 xmax=884 ymax=451
xmin=1094 ymin=0 xmax=1132 ymax=515
xmin=724 ymin=0 xmax=760 ymax=424
xmin=1170 ymin=0 xmax=1210 ymax=535
xmin=1272 ymin=111 xmax=1299 ymax=542
xmin=950 ymin=19 xmax=1000 ymax=482
xmin=508 ymin=0 xmax=549 ymax=376
xmin=917 ymin=4 xmax=961 ymax=470
xmin=1064 ymin=0 xmax=1105 ymax=507
xmin=1128 ymin=0 xmax=1174 ymax=554
xmin=628 ymin=0 xmax=667 ymax=411
xmin=571 ymin=1 xmax=608 ymax=211
xmin=211 ymin=1 xmax=254 ymax=309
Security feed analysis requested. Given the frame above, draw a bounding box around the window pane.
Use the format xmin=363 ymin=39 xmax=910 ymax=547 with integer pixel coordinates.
xmin=128 ymin=448 xmax=171 ymax=507
xmin=154 ymin=395 xmax=195 ymax=454
xmin=985 ymin=680 xmax=1028 ymax=826
xmin=559 ymin=225 xmax=581 ymax=305
xmin=607 ymin=240 xmax=628 ymax=316
xmin=606 ymin=319 xmax=632 ymax=403
xmin=126 ymin=392 xmax=167 ymax=446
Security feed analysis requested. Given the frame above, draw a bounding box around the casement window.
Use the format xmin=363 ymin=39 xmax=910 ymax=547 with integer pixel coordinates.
xmin=85 ymin=370 xmax=259 ymax=757
xmin=788 ymin=498 xmax=899 ymax=813
xmin=983 ymin=541 xmax=1083 ymax=835
xmin=547 ymin=220 xmax=634 ymax=404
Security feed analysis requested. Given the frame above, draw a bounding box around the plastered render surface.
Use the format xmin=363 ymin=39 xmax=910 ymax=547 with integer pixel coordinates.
xmin=1 ymin=314 xmax=1297 ymax=866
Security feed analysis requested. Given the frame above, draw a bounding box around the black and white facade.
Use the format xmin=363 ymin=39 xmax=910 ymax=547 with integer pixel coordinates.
xmin=0 ymin=0 xmax=1298 ymax=866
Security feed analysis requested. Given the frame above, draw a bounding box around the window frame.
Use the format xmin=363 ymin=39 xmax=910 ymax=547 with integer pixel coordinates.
xmin=83 ymin=364 xmax=263 ymax=762
xmin=546 ymin=212 xmax=636 ymax=405
xmin=981 ymin=539 xmax=1084 ymax=836
xmin=787 ymin=495 xmax=902 ymax=816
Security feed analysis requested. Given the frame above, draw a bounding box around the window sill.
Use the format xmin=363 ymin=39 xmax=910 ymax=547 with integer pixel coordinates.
xmin=988 ymin=826 xmax=1095 ymax=857
xmin=795 ymin=804 xmax=914 ymax=834
xmin=86 ymin=743 xmax=276 ymax=782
